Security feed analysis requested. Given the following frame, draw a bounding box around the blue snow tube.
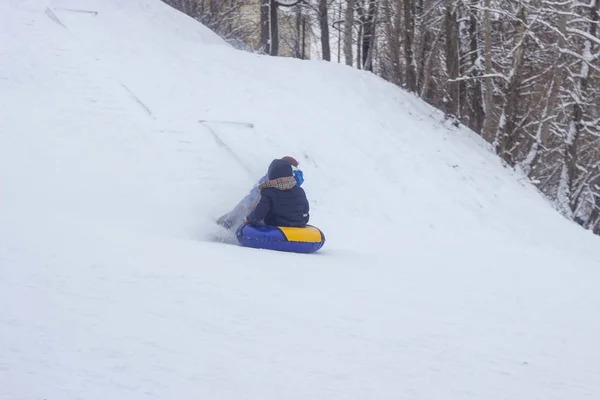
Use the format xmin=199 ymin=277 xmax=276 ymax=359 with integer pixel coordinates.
xmin=236 ymin=223 xmax=325 ymax=253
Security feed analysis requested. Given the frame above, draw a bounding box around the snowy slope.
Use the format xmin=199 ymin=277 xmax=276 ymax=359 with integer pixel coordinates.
xmin=1 ymin=0 xmax=600 ymax=399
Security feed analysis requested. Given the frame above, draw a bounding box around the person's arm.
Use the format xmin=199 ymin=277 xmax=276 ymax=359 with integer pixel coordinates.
xmin=245 ymin=193 xmax=272 ymax=223
xmin=302 ymin=189 xmax=310 ymax=224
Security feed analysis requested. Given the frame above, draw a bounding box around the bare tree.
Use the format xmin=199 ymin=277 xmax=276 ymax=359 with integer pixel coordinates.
xmin=466 ymin=0 xmax=484 ymax=132
xmin=260 ymin=0 xmax=280 ymax=55
xmin=481 ymin=0 xmax=495 ymax=142
xmin=403 ymin=0 xmax=417 ymax=91
xmin=357 ymin=0 xmax=378 ymax=70
xmin=344 ymin=0 xmax=356 ymax=65
xmin=495 ymin=3 xmax=528 ymax=165
xmin=318 ymin=0 xmax=332 ymax=60
xmin=379 ymin=0 xmax=402 ymax=85
xmin=444 ymin=0 xmax=460 ymax=116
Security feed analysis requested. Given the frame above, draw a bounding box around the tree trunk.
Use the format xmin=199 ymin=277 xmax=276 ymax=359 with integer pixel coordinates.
xmin=361 ymin=0 xmax=377 ymax=71
xmin=302 ymin=15 xmax=307 ymax=59
xmin=444 ymin=0 xmax=459 ymax=116
xmin=536 ymin=12 xmax=568 ymax=170
xmin=270 ymin=0 xmax=279 ymax=55
xmin=403 ymin=0 xmax=417 ymax=91
xmin=481 ymin=0 xmax=494 ymax=142
xmin=260 ymin=0 xmax=278 ymax=55
xmin=260 ymin=0 xmax=270 ymax=53
xmin=585 ymin=0 xmax=599 ymax=223
xmin=319 ymin=0 xmax=331 ymax=61
xmin=381 ymin=0 xmax=402 ymax=85
xmin=419 ymin=27 xmax=444 ymax=101
xmin=344 ymin=0 xmax=355 ymax=66
xmin=295 ymin=5 xmax=302 ymax=58
xmin=561 ymin=0 xmax=597 ymax=215
xmin=356 ymin=21 xmax=363 ymax=68
xmin=209 ymin=0 xmax=218 ymax=18
xmin=415 ymin=0 xmax=429 ymax=93
xmin=497 ymin=4 xmax=527 ymax=164
xmin=468 ymin=0 xmax=484 ymax=133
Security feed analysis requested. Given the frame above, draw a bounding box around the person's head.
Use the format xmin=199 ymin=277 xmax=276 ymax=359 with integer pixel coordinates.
xmin=281 ymin=156 xmax=304 ymax=186
xmin=268 ymin=158 xmax=293 ymax=180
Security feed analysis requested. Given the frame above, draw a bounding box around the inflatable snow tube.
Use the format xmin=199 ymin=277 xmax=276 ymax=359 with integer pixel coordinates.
xmin=236 ymin=223 xmax=325 ymax=253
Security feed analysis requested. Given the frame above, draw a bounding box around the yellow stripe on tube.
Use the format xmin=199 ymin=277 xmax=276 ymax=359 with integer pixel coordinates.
xmin=279 ymin=226 xmax=323 ymax=243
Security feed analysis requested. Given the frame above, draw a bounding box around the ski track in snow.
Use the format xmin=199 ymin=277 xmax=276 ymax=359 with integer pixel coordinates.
xmin=1 ymin=0 xmax=600 ymax=399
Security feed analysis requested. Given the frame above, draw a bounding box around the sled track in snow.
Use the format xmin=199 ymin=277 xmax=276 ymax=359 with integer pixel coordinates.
xmin=121 ymin=84 xmax=154 ymax=118
xmin=45 ymin=7 xmax=67 ymax=29
xmin=199 ymin=121 xmax=254 ymax=176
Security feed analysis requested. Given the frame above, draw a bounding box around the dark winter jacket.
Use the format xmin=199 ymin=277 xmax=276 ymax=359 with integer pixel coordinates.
xmin=246 ymin=159 xmax=310 ymax=227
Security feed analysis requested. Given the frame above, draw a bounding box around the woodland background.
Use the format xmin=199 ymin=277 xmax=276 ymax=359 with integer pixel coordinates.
xmin=164 ymin=0 xmax=600 ymax=233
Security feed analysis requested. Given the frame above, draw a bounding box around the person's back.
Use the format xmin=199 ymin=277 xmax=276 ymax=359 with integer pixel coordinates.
xmin=216 ymin=156 xmax=305 ymax=230
xmin=245 ymin=159 xmax=309 ymax=227
xmin=260 ymin=185 xmax=309 ymax=227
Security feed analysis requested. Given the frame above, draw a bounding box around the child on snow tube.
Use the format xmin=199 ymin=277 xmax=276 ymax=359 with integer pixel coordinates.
xmin=235 ymin=158 xmax=323 ymax=253
xmin=243 ymin=158 xmax=309 ymax=227
xmin=217 ymin=156 xmax=306 ymax=229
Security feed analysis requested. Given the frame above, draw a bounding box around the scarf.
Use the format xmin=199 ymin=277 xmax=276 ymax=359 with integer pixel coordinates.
xmin=258 ymin=176 xmax=297 ymax=191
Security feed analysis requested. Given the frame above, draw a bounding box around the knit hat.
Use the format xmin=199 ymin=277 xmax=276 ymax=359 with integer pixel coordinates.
xmin=268 ymin=159 xmax=294 ymax=180
xmin=281 ymin=156 xmax=299 ymax=167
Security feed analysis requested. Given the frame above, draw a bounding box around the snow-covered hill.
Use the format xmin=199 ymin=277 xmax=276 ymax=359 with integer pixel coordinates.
xmin=1 ymin=0 xmax=600 ymax=399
